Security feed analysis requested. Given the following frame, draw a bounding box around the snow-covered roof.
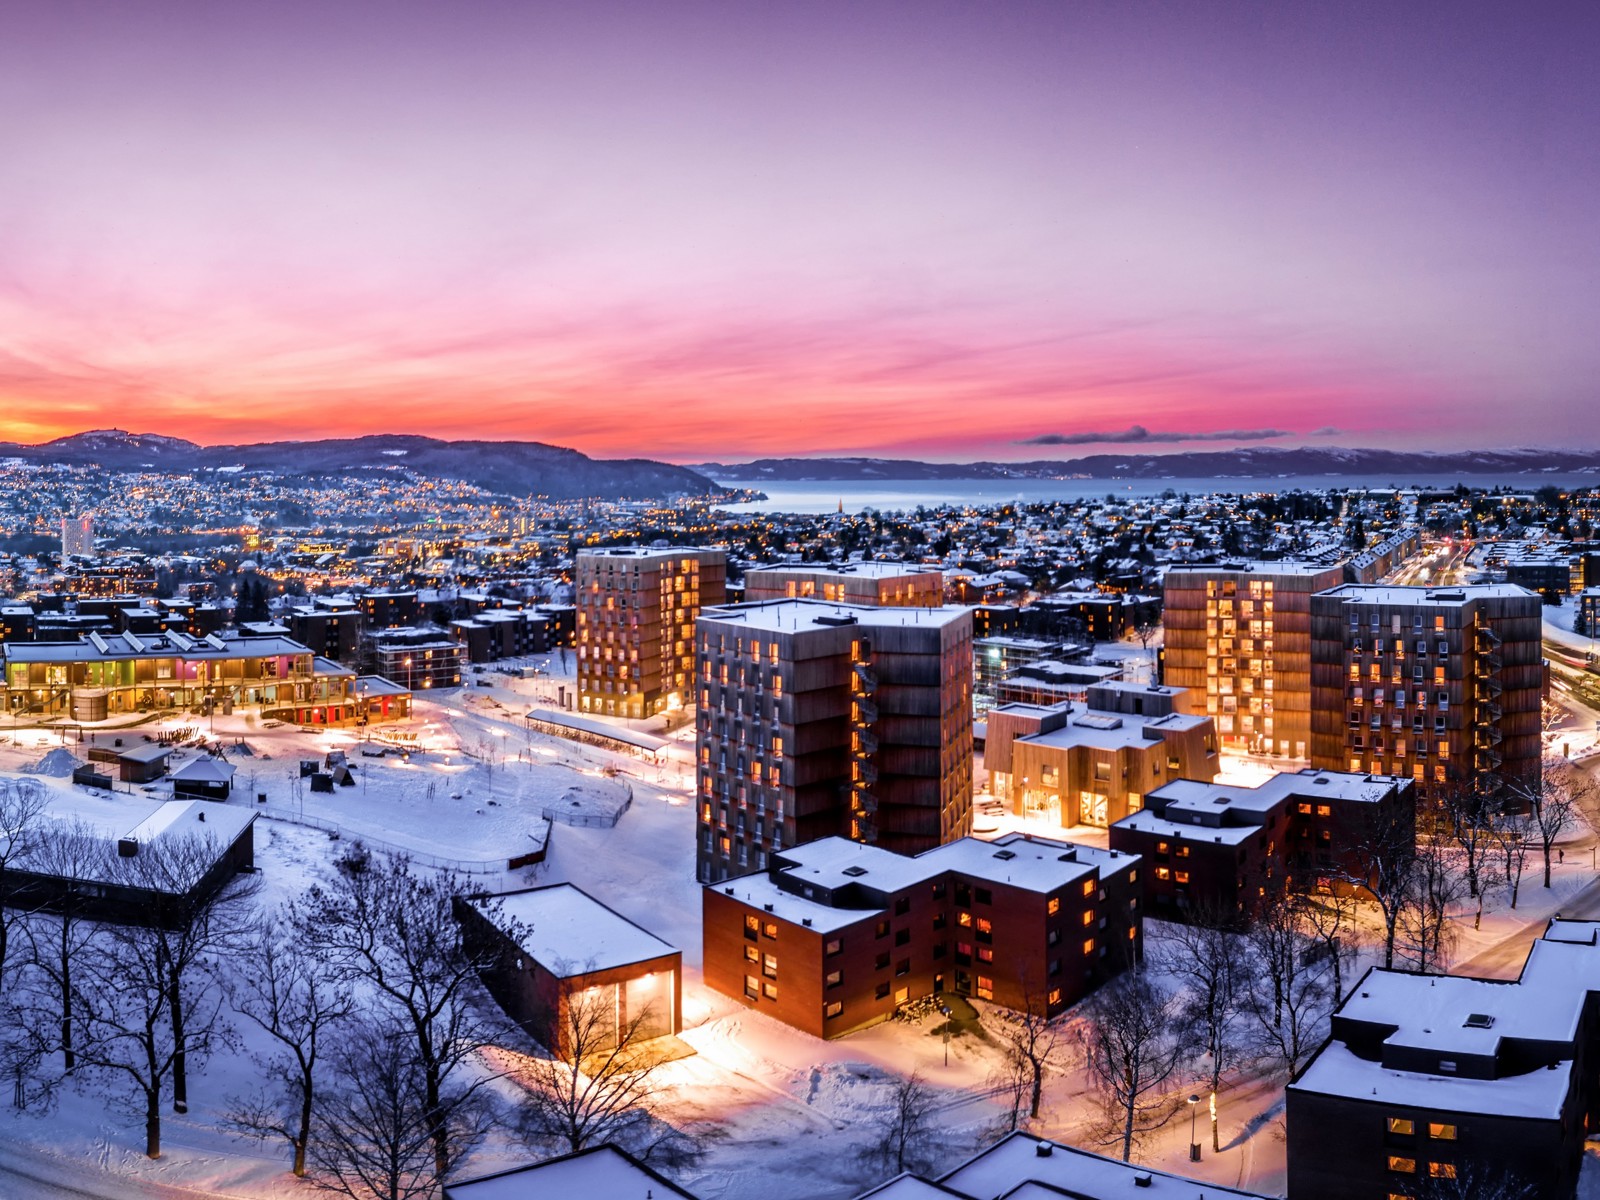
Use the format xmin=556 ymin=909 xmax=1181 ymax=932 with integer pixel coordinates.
xmin=1290 ymin=1039 xmax=1573 ymax=1120
xmin=747 ymin=561 xmax=941 ymax=580
xmin=699 ymin=599 xmax=971 ymax=636
xmin=168 ymin=756 xmax=237 ymax=783
xmin=524 ymin=708 xmax=668 ymax=753
xmin=1017 ymin=709 xmax=1208 ymax=754
xmin=445 ymin=1144 xmax=699 ymax=1200
xmin=917 ymin=833 xmax=1137 ymax=895
xmin=937 ymin=1131 xmax=1271 ymax=1200
xmin=710 ymin=872 xmax=875 ymax=935
xmin=1112 ymin=809 xmax=1260 ymax=846
xmin=472 ymin=883 xmax=677 ymax=977
xmin=1316 ymin=582 xmax=1540 ymax=607
xmin=774 ymin=836 xmax=933 ymax=895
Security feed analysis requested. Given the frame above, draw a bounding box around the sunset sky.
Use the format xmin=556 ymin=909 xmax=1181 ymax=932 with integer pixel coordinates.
xmin=1 ymin=1 xmax=1595 ymax=462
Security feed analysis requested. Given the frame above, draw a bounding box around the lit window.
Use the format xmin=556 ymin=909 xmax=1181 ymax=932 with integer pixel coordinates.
xmin=1427 ymin=1123 xmax=1456 ymax=1141
xmin=1387 ymin=1118 xmax=1415 ymax=1135
xmin=1387 ymin=1156 xmax=1416 ymax=1174
xmin=1427 ymin=1163 xmax=1456 ymax=1180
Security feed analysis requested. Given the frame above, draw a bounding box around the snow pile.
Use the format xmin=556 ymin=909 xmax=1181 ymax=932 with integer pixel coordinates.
xmin=24 ymin=747 xmax=83 ymax=777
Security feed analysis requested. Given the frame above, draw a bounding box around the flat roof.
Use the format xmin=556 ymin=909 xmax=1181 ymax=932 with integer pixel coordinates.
xmin=1113 ymin=809 xmax=1259 ymax=846
xmin=1315 ymin=582 xmax=1540 ymax=606
xmin=1290 ymin=1039 xmax=1573 ymax=1120
xmin=775 ymin=836 xmax=935 ymax=895
xmin=917 ymin=833 xmax=1136 ymax=895
xmin=747 ymin=561 xmax=940 ymax=579
xmin=939 ymin=1131 xmax=1271 ymax=1200
xmin=1018 ymin=708 xmax=1209 ymax=753
xmin=709 ymin=871 xmax=871 ymax=935
xmin=699 ymin=599 xmax=971 ymax=635
xmin=446 ymin=1145 xmax=700 ymax=1200
xmin=473 ymin=883 xmax=677 ymax=977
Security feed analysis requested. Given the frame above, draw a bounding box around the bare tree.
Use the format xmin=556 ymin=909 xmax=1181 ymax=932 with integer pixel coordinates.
xmin=991 ymin=981 xmax=1064 ymax=1124
xmin=1340 ymin=801 xmax=1417 ymax=968
xmin=1396 ymin=839 xmax=1469 ymax=973
xmin=1513 ymin=763 xmax=1586 ymax=889
xmin=301 ymin=855 xmax=505 ymax=1179
xmin=225 ymin=909 xmax=354 ymax=1176
xmin=866 ymin=1071 xmax=937 ymax=1175
xmin=21 ymin=820 xmax=107 ymax=1073
xmin=1080 ymin=971 xmax=1186 ymax=1162
xmin=1244 ymin=922 xmax=1333 ymax=1080
xmin=1436 ymin=778 xmax=1503 ymax=899
xmin=1156 ymin=914 xmax=1244 ymax=1152
xmin=1290 ymin=888 xmax=1363 ymax=1005
xmin=310 ymin=1018 xmax=481 ymax=1200
xmin=113 ymin=831 xmax=259 ymax=1114
xmin=0 ymin=779 xmax=47 ymax=982
xmin=71 ymin=913 xmax=229 ymax=1158
xmin=514 ymin=977 xmax=667 ymax=1154
xmin=1492 ymin=807 xmax=1533 ymax=909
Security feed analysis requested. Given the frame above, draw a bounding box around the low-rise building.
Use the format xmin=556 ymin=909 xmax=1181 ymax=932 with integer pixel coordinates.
xmin=1108 ymin=768 xmax=1415 ymax=922
xmin=702 ymin=831 xmax=1141 ymax=1038
xmin=457 ymin=883 xmax=681 ymax=1058
xmin=984 ymin=685 xmax=1218 ymax=830
xmin=1287 ymin=918 xmax=1600 ymax=1200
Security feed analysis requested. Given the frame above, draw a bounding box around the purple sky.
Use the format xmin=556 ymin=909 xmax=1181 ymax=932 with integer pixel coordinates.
xmin=0 ymin=0 xmax=1595 ymax=461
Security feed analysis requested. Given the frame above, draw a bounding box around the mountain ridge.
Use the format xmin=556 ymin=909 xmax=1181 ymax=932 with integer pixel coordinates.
xmin=0 ymin=430 xmax=721 ymax=501
xmin=691 ymin=446 xmax=1600 ymax=482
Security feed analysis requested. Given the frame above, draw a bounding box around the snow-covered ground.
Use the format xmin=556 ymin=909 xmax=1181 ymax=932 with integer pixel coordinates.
xmin=5 ymin=658 xmax=1600 ymax=1200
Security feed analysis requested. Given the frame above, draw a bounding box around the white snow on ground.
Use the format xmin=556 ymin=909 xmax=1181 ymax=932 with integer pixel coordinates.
xmin=4 ymin=655 xmax=1599 ymax=1200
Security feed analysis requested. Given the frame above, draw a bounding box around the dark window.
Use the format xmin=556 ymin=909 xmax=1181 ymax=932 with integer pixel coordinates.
xmin=874 ymin=982 xmax=891 ymax=1000
xmin=894 ymin=897 xmax=911 ymax=916
xmin=975 ymin=887 xmax=993 ymax=905
xmin=894 ymin=928 xmax=911 ymax=946
xmin=874 ymin=952 xmax=890 ymax=971
xmin=895 ymin=958 xmax=911 ymax=977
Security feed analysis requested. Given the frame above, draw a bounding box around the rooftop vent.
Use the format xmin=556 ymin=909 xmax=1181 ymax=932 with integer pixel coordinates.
xmin=802 ymin=918 xmax=813 ymax=928
xmin=1034 ymin=1141 xmax=1053 ymax=1158
xmin=842 ymin=866 xmax=868 ymax=878
xmin=1464 ymin=1013 xmax=1495 ymax=1030
xmin=814 ymin=614 xmax=858 ymax=627
xmin=763 ymin=903 xmax=774 ymax=913
xmin=993 ymin=850 xmax=1017 ymax=861
xmin=1314 ymin=777 xmax=1330 ymax=785
xmin=1133 ymin=1174 xmax=1153 ymax=1189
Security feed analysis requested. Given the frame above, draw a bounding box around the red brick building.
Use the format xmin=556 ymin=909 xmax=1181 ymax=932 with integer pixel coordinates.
xmin=1108 ymin=768 xmax=1415 ymax=923
xmin=457 ymin=883 xmax=681 ymax=1057
xmin=702 ymin=831 xmax=1142 ymax=1038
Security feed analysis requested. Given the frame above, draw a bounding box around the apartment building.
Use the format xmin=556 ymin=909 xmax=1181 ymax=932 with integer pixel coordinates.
xmin=576 ymin=547 xmax=727 ymax=719
xmin=1107 ymin=768 xmax=1415 ymax=922
xmin=1162 ymin=561 xmax=1346 ymax=758
xmin=1287 ymin=917 xmax=1600 ymax=1200
xmin=973 ymin=635 xmax=1082 ymax=713
xmin=694 ymin=599 xmax=972 ymax=881
xmin=743 ymin=561 xmax=944 ymax=607
xmin=983 ymin=684 xmax=1217 ymax=830
xmin=702 ymin=832 xmax=1141 ymax=1038
xmin=1308 ymin=584 xmax=1543 ymax=798
xmin=366 ymin=627 xmax=464 ymax=691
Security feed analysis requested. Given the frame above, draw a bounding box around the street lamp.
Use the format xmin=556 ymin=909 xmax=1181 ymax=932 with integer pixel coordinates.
xmin=1188 ymin=1094 xmax=1201 ymax=1162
